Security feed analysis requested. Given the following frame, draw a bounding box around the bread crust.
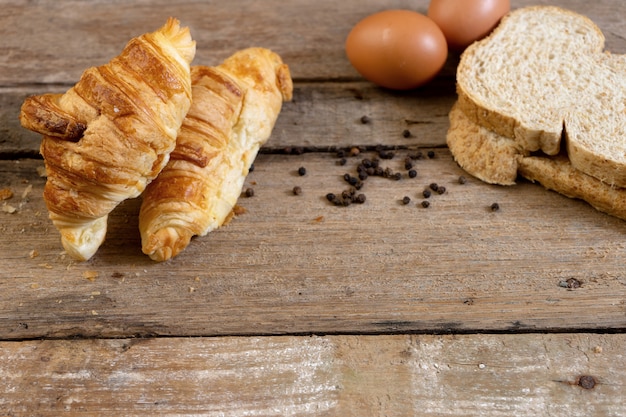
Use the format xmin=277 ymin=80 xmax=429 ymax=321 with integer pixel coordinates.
xmin=456 ymin=6 xmax=626 ymax=187
xmin=448 ymin=100 xmax=626 ymax=221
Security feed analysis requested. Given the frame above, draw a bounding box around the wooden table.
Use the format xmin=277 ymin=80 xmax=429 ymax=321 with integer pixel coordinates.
xmin=1 ymin=0 xmax=625 ymax=415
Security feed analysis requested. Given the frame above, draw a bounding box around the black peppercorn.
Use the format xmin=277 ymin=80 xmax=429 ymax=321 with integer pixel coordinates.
xmin=437 ymin=186 xmax=446 ymax=195
xmin=326 ymin=193 xmax=336 ymax=202
xmin=410 ymin=151 xmax=424 ymax=160
xmin=355 ymin=194 xmax=366 ymax=204
xmin=408 ymin=169 xmax=417 ymax=178
xmin=402 ymin=196 xmax=411 ymax=205
xmin=490 ymin=202 xmax=500 ymax=211
xmin=245 ymin=188 xmax=254 ymax=197
xmin=298 ymin=166 xmax=306 ymax=176
xmin=458 ymin=175 xmax=467 ymax=184
xmin=423 ymin=189 xmax=431 ymax=198
xmin=421 ymin=200 xmax=430 ymax=208
xmin=402 ymin=129 xmax=411 ymax=138
xmin=293 ymin=186 xmax=302 ymax=195
xmin=427 ymin=150 xmax=435 ymax=159
xmin=360 ymin=115 xmax=371 ymax=124
xmin=429 ymin=183 xmax=439 ymax=191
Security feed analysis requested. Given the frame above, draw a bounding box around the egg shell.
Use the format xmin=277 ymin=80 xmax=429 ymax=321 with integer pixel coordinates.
xmin=427 ymin=0 xmax=510 ymax=51
xmin=345 ymin=10 xmax=448 ymax=90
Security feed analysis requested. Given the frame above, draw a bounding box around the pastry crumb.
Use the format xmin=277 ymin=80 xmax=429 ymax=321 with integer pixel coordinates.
xmin=83 ymin=270 xmax=99 ymax=281
xmin=0 ymin=188 xmax=13 ymax=200
xmin=21 ymin=184 xmax=33 ymax=199
xmin=2 ymin=203 xmax=17 ymax=214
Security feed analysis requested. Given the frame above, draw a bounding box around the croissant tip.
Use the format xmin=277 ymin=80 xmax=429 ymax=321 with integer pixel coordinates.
xmin=56 ymin=217 xmax=108 ymax=261
xmin=155 ymin=17 xmax=196 ymax=64
xmin=142 ymin=227 xmax=193 ymax=262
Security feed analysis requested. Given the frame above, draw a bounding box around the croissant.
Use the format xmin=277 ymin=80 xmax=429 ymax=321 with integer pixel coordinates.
xmin=19 ymin=18 xmax=195 ymax=261
xmin=139 ymin=48 xmax=293 ymax=261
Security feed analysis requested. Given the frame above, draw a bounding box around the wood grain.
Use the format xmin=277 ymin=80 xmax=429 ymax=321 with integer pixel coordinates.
xmin=2 ymin=0 xmax=626 ymax=414
xmin=1 ymin=334 xmax=624 ymax=416
xmin=2 ymin=154 xmax=625 ymax=339
xmin=1 ymin=0 xmax=623 ymax=86
xmin=0 ymin=81 xmax=457 ymax=156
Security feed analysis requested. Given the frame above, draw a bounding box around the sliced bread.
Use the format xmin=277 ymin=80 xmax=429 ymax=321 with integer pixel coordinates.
xmin=447 ymin=102 xmax=626 ymax=220
xmin=456 ymin=6 xmax=626 ymax=187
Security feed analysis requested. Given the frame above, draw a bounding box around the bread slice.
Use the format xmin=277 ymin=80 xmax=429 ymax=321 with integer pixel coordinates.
xmin=447 ymin=102 xmax=626 ymax=220
xmin=456 ymin=6 xmax=626 ymax=187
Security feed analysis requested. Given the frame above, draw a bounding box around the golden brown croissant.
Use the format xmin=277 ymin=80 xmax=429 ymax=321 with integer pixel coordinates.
xmin=139 ymin=48 xmax=293 ymax=261
xmin=19 ymin=18 xmax=195 ymax=261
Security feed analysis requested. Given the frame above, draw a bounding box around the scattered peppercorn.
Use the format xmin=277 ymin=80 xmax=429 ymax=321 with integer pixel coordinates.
xmin=408 ymin=169 xmax=417 ymax=178
xmin=422 ymin=189 xmax=431 ymax=198
xmin=355 ymin=194 xmax=366 ymax=204
xmin=378 ymin=150 xmax=395 ymax=159
xmin=337 ymin=149 xmax=347 ymax=158
xmin=577 ymin=375 xmax=597 ymax=390
xmin=458 ymin=175 xmax=467 ymax=184
xmin=326 ymin=193 xmax=336 ymax=202
xmin=298 ymin=166 xmax=307 ymax=176
xmin=404 ymin=159 xmax=413 ymax=170
xmin=402 ymin=196 xmax=411 ymax=205
xmin=245 ymin=188 xmax=255 ymax=197
xmin=490 ymin=202 xmax=500 ymax=211
xmin=360 ymin=115 xmax=371 ymax=124
xmin=421 ymin=200 xmax=430 ymax=208
xmin=392 ymin=172 xmax=402 ymax=181
xmin=437 ymin=186 xmax=446 ymax=195
xmin=338 ymin=158 xmax=347 ymax=166
xmin=427 ymin=150 xmax=435 ymax=159
xmin=293 ymin=186 xmax=302 ymax=195
xmin=429 ymin=183 xmax=439 ymax=192
xmin=402 ymin=129 xmax=411 ymax=138
xmin=409 ymin=151 xmax=424 ymax=160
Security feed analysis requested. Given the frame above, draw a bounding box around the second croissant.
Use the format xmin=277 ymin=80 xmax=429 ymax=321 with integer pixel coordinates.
xmin=139 ymin=48 xmax=293 ymax=261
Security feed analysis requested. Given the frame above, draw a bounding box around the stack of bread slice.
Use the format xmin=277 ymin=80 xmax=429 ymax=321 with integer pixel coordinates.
xmin=447 ymin=6 xmax=626 ymax=220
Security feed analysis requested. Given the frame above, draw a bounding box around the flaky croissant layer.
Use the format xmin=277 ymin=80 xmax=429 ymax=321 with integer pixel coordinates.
xmin=139 ymin=48 xmax=293 ymax=262
xmin=20 ymin=18 xmax=195 ymax=261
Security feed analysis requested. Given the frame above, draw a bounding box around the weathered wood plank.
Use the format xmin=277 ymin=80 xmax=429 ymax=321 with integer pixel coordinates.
xmin=2 ymin=154 xmax=625 ymax=339
xmin=1 ymin=0 xmax=624 ymax=86
xmin=1 ymin=334 xmax=624 ymax=416
xmin=0 ymin=81 xmax=456 ymax=155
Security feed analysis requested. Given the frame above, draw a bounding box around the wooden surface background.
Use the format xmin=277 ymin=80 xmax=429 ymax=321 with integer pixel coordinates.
xmin=1 ymin=0 xmax=625 ymax=415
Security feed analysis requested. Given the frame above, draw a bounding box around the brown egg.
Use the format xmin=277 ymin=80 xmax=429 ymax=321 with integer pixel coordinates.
xmin=427 ymin=0 xmax=510 ymax=51
xmin=345 ymin=10 xmax=448 ymax=90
